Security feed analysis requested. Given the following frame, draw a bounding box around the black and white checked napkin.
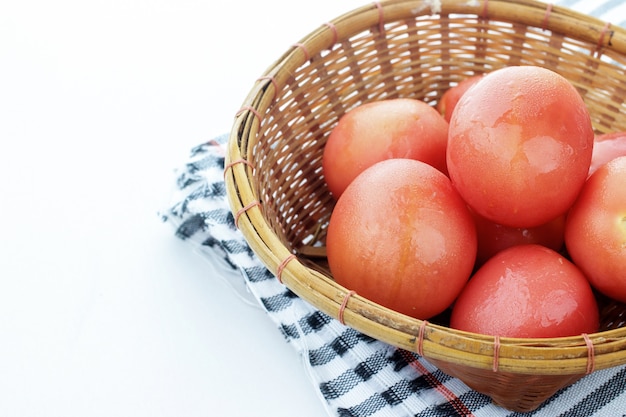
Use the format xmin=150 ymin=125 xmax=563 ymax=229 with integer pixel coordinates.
xmin=160 ymin=2 xmax=626 ymax=415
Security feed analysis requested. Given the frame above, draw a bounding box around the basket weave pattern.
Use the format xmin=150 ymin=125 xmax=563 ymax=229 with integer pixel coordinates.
xmin=225 ymin=0 xmax=626 ymax=411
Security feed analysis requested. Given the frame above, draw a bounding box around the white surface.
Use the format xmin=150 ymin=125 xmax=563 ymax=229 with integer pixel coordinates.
xmin=0 ymin=1 xmax=365 ymax=416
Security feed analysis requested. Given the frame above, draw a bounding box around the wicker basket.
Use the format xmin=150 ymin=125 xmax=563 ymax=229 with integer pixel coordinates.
xmin=224 ymin=0 xmax=626 ymax=412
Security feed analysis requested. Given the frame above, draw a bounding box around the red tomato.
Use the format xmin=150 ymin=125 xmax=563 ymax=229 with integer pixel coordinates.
xmin=447 ymin=66 xmax=594 ymax=228
xmin=322 ymin=98 xmax=449 ymax=199
xmin=450 ymin=244 xmax=599 ymax=338
xmin=589 ymin=131 xmax=626 ymax=176
xmin=436 ymin=74 xmax=483 ymax=122
xmin=565 ymin=156 xmax=626 ymax=303
xmin=473 ymin=211 xmax=565 ymax=267
xmin=326 ymin=159 xmax=477 ymax=320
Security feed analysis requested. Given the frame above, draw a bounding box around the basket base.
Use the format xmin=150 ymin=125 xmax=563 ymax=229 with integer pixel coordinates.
xmin=429 ymin=358 xmax=584 ymax=412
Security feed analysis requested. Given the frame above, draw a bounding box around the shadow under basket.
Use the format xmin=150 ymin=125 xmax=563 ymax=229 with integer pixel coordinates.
xmin=224 ymin=0 xmax=626 ymax=412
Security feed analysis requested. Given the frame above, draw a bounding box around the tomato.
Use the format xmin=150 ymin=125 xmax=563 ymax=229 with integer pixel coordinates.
xmin=322 ymin=98 xmax=449 ymax=199
xmin=450 ymin=244 xmax=599 ymax=338
xmin=447 ymin=66 xmax=594 ymax=228
xmin=565 ymin=156 xmax=626 ymax=303
xmin=436 ymin=74 xmax=483 ymax=122
xmin=473 ymin=210 xmax=565 ymax=267
xmin=589 ymin=131 xmax=626 ymax=176
xmin=326 ymin=158 xmax=477 ymax=320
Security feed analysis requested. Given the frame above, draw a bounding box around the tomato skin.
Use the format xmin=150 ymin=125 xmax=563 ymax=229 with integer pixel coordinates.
xmin=322 ymin=98 xmax=449 ymax=199
xmin=447 ymin=66 xmax=594 ymax=228
xmin=565 ymin=156 xmax=626 ymax=303
xmin=436 ymin=74 xmax=483 ymax=122
xmin=326 ymin=159 xmax=477 ymax=320
xmin=450 ymin=244 xmax=599 ymax=338
xmin=589 ymin=131 xmax=626 ymax=176
xmin=473 ymin=211 xmax=565 ymax=267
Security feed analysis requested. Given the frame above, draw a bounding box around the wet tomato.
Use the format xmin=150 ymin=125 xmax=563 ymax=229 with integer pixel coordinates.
xmin=450 ymin=244 xmax=599 ymax=338
xmin=589 ymin=131 xmax=626 ymax=176
xmin=565 ymin=156 xmax=626 ymax=303
xmin=322 ymin=98 xmax=449 ymax=199
xmin=326 ymin=158 xmax=477 ymax=320
xmin=437 ymin=74 xmax=483 ymax=122
xmin=472 ymin=211 xmax=565 ymax=267
xmin=447 ymin=66 xmax=594 ymax=228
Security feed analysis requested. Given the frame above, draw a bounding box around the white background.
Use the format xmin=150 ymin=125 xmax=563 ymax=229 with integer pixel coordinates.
xmin=0 ymin=1 xmax=365 ymax=416
xmin=1 ymin=1 xmax=613 ymax=417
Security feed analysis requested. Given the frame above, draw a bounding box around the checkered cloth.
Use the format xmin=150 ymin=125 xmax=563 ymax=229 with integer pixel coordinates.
xmin=160 ymin=2 xmax=626 ymax=415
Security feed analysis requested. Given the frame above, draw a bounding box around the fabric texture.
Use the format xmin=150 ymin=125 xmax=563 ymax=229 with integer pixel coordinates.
xmin=160 ymin=2 xmax=626 ymax=415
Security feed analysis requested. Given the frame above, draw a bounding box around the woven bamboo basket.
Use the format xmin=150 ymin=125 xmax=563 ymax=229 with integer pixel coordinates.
xmin=224 ymin=0 xmax=626 ymax=412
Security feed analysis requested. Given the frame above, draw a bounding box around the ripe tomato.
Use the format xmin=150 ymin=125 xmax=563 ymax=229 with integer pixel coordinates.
xmin=450 ymin=244 xmax=599 ymax=338
xmin=436 ymin=74 xmax=483 ymax=122
xmin=565 ymin=156 xmax=626 ymax=303
xmin=322 ymin=98 xmax=449 ymax=199
xmin=326 ymin=158 xmax=477 ymax=320
xmin=472 ymin=211 xmax=565 ymax=267
xmin=589 ymin=131 xmax=626 ymax=176
xmin=447 ymin=66 xmax=594 ymax=228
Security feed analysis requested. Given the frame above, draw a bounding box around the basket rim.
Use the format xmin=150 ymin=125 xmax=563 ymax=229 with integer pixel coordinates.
xmin=224 ymin=0 xmax=626 ymax=376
